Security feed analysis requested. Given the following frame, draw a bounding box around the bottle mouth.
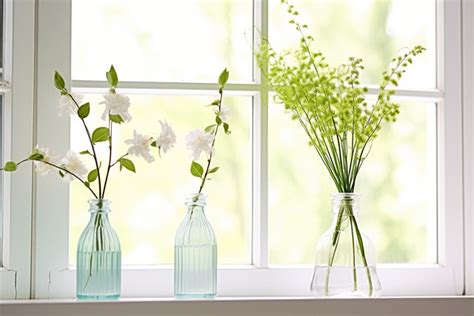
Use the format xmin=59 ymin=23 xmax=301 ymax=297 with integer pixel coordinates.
xmin=331 ymin=192 xmax=361 ymax=201
xmin=185 ymin=193 xmax=207 ymax=206
xmin=88 ymin=199 xmax=111 ymax=213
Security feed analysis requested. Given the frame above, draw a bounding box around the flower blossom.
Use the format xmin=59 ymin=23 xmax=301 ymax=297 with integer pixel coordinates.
xmin=101 ymin=92 xmax=132 ymax=123
xmin=58 ymin=93 xmax=83 ymax=117
xmin=155 ymin=121 xmax=176 ymax=154
xmin=185 ymin=129 xmax=215 ymax=161
xmin=219 ymin=105 xmax=231 ymax=121
xmin=60 ymin=150 xmax=87 ymax=182
xmin=125 ymin=130 xmax=154 ymax=163
xmin=34 ymin=146 xmax=56 ymax=176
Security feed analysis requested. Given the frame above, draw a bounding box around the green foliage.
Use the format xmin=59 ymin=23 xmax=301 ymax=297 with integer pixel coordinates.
xmin=54 ymin=71 xmax=66 ymax=91
xmin=208 ymin=166 xmax=219 ymax=174
xmin=190 ymin=161 xmax=204 ymax=178
xmin=28 ymin=150 xmax=44 ymax=161
xmin=218 ymin=68 xmax=229 ymax=87
xmin=3 ymin=161 xmax=17 ymax=172
xmin=106 ymin=65 xmax=119 ymax=88
xmin=109 ymin=114 xmax=124 ymax=124
xmin=256 ymin=0 xmax=425 ymax=193
xmin=80 ymin=150 xmax=92 ymax=156
xmin=91 ymin=127 xmax=110 ymax=143
xmin=87 ymin=169 xmax=99 ymax=182
xmin=119 ymin=158 xmax=136 ymax=173
xmin=78 ymin=102 xmax=90 ymax=119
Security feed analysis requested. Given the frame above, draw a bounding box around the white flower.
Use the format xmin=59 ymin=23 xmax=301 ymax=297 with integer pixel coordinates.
xmin=101 ymin=92 xmax=132 ymax=122
xmin=60 ymin=150 xmax=87 ymax=182
xmin=34 ymin=146 xmax=56 ymax=176
xmin=219 ymin=105 xmax=231 ymax=121
xmin=125 ymin=130 xmax=154 ymax=163
xmin=155 ymin=121 xmax=176 ymax=154
xmin=185 ymin=129 xmax=215 ymax=161
xmin=58 ymin=93 xmax=83 ymax=117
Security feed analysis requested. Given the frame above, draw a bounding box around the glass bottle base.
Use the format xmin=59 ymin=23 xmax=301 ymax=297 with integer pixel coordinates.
xmin=76 ymin=294 xmax=120 ymax=300
xmin=310 ymin=266 xmax=382 ymax=298
xmin=175 ymin=293 xmax=216 ymax=299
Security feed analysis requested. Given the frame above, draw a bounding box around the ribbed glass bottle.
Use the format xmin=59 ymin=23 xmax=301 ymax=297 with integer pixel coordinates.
xmin=310 ymin=193 xmax=382 ymax=297
xmin=76 ymin=199 xmax=121 ymax=300
xmin=174 ymin=193 xmax=217 ymax=298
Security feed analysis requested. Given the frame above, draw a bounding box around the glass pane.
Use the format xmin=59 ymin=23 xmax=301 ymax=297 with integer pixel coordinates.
xmin=269 ymin=100 xmax=437 ymax=264
xmin=72 ymin=0 xmax=253 ymax=83
xmin=269 ymin=0 xmax=436 ymax=89
xmin=69 ymin=94 xmax=252 ymax=265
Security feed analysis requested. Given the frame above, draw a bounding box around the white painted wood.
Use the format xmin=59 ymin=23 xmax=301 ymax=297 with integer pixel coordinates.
xmin=0 ymin=0 xmax=35 ymax=299
xmin=251 ymin=0 xmax=269 ymax=268
xmin=0 ymin=268 xmax=16 ymax=299
xmin=33 ymin=0 xmax=71 ymax=299
xmin=36 ymin=0 xmax=466 ymax=299
xmin=72 ymin=80 xmax=443 ymax=100
xmin=436 ymin=0 xmax=465 ymax=294
xmin=462 ymin=0 xmax=474 ymax=295
xmin=1 ymin=297 xmax=473 ymax=316
xmin=47 ymin=264 xmax=458 ymax=298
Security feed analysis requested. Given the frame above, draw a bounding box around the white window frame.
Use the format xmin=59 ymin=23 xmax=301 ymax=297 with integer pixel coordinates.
xmin=31 ymin=0 xmax=467 ymax=298
xmin=0 ymin=0 xmax=36 ymax=300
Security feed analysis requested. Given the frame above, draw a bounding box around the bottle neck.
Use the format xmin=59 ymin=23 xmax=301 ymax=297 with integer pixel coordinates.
xmin=331 ymin=193 xmax=360 ymax=229
xmin=88 ymin=199 xmax=111 ymax=214
xmin=185 ymin=193 xmax=207 ymax=216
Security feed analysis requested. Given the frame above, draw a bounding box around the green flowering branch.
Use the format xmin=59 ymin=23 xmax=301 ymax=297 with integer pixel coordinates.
xmin=189 ymin=68 xmax=231 ymax=194
xmin=256 ymin=0 xmax=425 ymax=296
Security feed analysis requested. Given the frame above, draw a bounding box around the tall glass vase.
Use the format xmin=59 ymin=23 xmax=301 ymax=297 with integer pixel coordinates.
xmin=174 ymin=193 xmax=217 ymax=298
xmin=310 ymin=193 xmax=382 ymax=297
xmin=76 ymin=199 xmax=121 ymax=300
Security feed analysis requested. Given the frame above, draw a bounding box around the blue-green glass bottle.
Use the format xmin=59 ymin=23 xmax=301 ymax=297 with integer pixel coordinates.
xmin=76 ymin=199 xmax=121 ymax=300
xmin=174 ymin=193 xmax=217 ymax=298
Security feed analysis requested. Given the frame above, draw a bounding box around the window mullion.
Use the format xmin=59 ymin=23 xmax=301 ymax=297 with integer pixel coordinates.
xmin=251 ymin=0 xmax=269 ymax=268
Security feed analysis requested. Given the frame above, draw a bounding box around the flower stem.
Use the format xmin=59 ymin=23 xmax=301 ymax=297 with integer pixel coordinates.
xmin=41 ymin=161 xmax=98 ymax=199
xmin=101 ymin=118 xmax=113 ymax=198
xmin=197 ymin=89 xmax=224 ymax=194
xmin=68 ymin=93 xmax=103 ymax=199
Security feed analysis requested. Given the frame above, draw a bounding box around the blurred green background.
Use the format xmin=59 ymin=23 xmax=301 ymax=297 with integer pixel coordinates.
xmin=70 ymin=0 xmax=437 ymax=265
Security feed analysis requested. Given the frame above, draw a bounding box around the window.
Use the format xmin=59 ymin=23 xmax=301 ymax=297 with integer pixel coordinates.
xmin=32 ymin=0 xmax=466 ymax=298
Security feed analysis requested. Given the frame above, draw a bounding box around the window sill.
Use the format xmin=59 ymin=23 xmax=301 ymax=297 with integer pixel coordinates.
xmin=1 ymin=296 xmax=472 ymax=316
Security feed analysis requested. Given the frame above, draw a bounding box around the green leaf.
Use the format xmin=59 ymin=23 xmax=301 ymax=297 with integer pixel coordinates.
xmin=215 ymin=115 xmax=222 ymax=125
xmin=119 ymin=158 xmax=136 ymax=173
xmin=59 ymin=170 xmax=65 ymax=178
xmin=204 ymin=124 xmax=217 ymax=133
xmin=208 ymin=166 xmax=219 ymax=174
xmin=223 ymin=122 xmax=231 ymax=134
xmin=150 ymin=140 xmax=157 ymax=147
xmin=77 ymin=102 xmax=90 ymax=119
xmin=54 ymin=71 xmax=65 ymax=91
xmin=218 ymin=68 xmax=229 ymax=86
xmin=91 ymin=127 xmax=110 ymax=143
xmin=210 ymin=99 xmax=220 ymax=106
xmin=28 ymin=152 xmax=44 ymax=161
xmin=106 ymin=65 xmax=118 ymax=88
xmin=109 ymin=114 xmax=124 ymax=124
xmin=3 ymin=161 xmax=17 ymax=172
xmin=80 ymin=150 xmax=92 ymax=156
xmin=190 ymin=161 xmax=204 ymax=178
xmin=84 ymin=181 xmax=90 ymax=188
xmin=87 ymin=169 xmax=98 ymax=182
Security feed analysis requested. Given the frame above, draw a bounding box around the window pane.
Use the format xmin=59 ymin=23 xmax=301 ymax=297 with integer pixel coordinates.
xmin=69 ymin=94 xmax=252 ymax=265
xmin=72 ymin=0 xmax=253 ymax=83
xmin=269 ymin=101 xmax=437 ymax=264
xmin=269 ymin=0 xmax=436 ymax=89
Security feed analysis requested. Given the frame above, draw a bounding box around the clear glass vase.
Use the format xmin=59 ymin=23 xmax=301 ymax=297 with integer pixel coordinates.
xmin=174 ymin=193 xmax=217 ymax=298
xmin=310 ymin=193 xmax=382 ymax=297
xmin=76 ymin=199 xmax=121 ymax=300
